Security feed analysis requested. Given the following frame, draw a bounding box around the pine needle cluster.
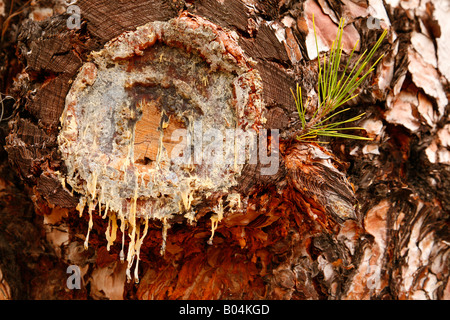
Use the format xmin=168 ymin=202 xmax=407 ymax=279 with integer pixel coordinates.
xmin=291 ymin=16 xmax=388 ymax=142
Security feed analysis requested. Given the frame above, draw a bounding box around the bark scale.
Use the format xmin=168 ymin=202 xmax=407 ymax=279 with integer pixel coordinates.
xmin=0 ymin=0 xmax=448 ymax=300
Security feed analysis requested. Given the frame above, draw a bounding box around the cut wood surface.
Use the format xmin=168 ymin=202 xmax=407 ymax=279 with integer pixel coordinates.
xmin=0 ymin=0 xmax=448 ymax=300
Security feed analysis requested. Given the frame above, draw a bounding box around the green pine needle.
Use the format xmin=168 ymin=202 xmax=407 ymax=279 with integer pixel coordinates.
xmin=292 ymin=15 xmax=387 ymax=142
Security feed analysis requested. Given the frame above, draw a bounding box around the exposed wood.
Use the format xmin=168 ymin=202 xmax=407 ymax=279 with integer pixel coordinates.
xmin=77 ymin=0 xmax=179 ymax=43
xmin=0 ymin=0 xmax=448 ymax=300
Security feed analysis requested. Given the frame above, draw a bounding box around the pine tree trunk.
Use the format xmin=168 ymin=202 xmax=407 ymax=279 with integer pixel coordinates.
xmin=0 ymin=0 xmax=448 ymax=300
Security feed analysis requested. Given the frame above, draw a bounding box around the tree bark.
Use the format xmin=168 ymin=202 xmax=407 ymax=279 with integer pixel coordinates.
xmin=0 ymin=0 xmax=449 ymax=300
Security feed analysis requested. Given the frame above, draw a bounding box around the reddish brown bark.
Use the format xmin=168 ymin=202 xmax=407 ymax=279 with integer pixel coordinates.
xmin=0 ymin=0 xmax=448 ymax=300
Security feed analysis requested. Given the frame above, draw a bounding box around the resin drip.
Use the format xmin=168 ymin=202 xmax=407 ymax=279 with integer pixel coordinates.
xmin=57 ymin=13 xmax=266 ymax=282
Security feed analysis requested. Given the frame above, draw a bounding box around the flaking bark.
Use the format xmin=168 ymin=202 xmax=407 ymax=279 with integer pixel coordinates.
xmin=0 ymin=0 xmax=448 ymax=300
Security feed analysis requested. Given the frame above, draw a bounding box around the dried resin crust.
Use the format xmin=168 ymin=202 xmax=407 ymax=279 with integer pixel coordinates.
xmin=57 ymin=13 xmax=266 ymax=282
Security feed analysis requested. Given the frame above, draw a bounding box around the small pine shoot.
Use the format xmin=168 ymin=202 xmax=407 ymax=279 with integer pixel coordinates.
xmin=291 ymin=15 xmax=388 ymax=143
